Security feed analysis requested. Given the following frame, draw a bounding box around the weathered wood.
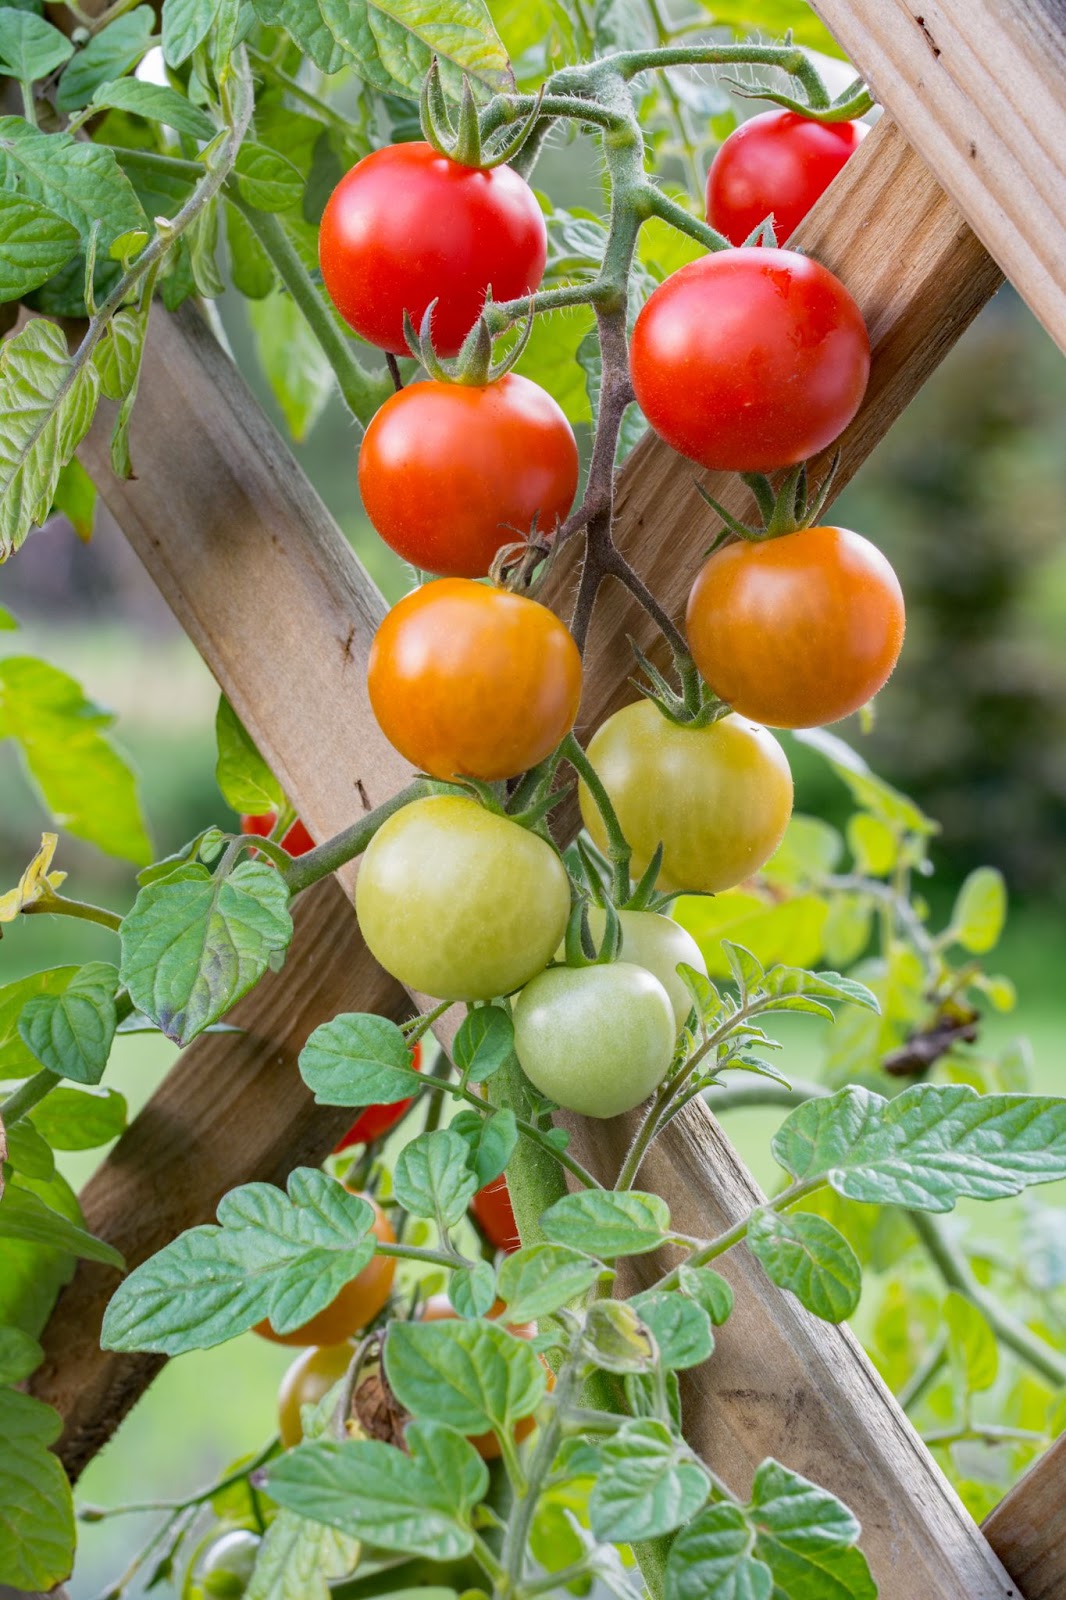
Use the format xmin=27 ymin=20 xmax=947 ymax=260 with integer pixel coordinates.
xmin=810 ymin=0 xmax=1066 ymax=354
xmin=48 ymin=116 xmax=1017 ymax=1593
xmin=984 ymin=1433 xmax=1066 ymax=1600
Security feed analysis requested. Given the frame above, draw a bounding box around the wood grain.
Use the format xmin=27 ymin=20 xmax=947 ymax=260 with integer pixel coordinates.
xmin=49 ymin=115 xmax=1019 ymax=1593
xmin=809 ymin=0 xmax=1066 ymax=354
xmin=984 ymin=1433 xmax=1066 ymax=1600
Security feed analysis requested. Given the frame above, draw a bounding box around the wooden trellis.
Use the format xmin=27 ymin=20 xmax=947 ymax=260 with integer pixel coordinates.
xmin=25 ymin=8 xmax=1066 ymax=1597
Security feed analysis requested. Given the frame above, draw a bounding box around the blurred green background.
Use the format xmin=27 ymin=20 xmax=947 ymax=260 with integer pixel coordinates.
xmin=2 ymin=144 xmax=1066 ymax=1600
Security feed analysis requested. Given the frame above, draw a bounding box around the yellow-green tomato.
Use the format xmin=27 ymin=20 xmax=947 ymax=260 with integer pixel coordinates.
xmin=513 ymin=962 xmax=676 ymax=1118
xmin=183 ymin=1528 xmax=260 ymax=1600
xmin=579 ymin=701 xmax=793 ymax=894
xmin=581 ymin=908 xmax=707 ymax=1031
xmin=278 ymin=1342 xmax=354 ymax=1449
xmin=355 ymin=795 xmax=571 ymax=1000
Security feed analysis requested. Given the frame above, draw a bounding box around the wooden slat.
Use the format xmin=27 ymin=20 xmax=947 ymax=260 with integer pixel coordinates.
xmin=44 ymin=117 xmax=1018 ymax=1593
xmin=984 ymin=1434 xmax=1066 ymax=1600
xmin=809 ymin=0 xmax=1066 ymax=354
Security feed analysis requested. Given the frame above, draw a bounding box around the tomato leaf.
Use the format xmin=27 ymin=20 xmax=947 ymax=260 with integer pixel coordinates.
xmin=453 ymin=1004 xmax=515 ymax=1084
xmin=0 ymin=1326 xmax=41 ymax=1385
xmin=244 ymin=1508 xmax=360 ymax=1600
xmin=101 ymin=1169 xmax=375 ymax=1353
xmin=299 ymin=1012 xmax=420 ymax=1107
xmin=448 ymin=1108 xmax=516 ymax=1189
xmin=678 ymin=1264 xmax=734 ymax=1326
xmin=30 ymin=1083 xmax=127 ymax=1150
xmin=17 ymin=961 xmax=118 ymax=1085
xmin=90 ymin=75 xmax=216 ymax=138
xmin=385 ymin=1318 xmax=545 ymax=1435
xmin=2 ymin=1119 xmax=54 ymax=1181
xmin=666 ymin=1500 xmax=771 ymax=1600
xmin=0 ymin=7 xmax=71 ymax=81
xmin=497 ymin=1243 xmax=604 ymax=1321
xmin=54 ymin=5 xmax=154 ymax=110
xmin=234 ymin=142 xmax=304 ymax=211
xmin=448 ymin=1260 xmax=495 ymax=1319
xmin=541 ymin=1189 xmax=671 ymax=1258
xmin=747 ymin=1208 xmax=861 ymax=1324
xmin=579 ymin=1299 xmax=656 ymax=1375
xmin=944 ymin=1290 xmax=998 ymax=1394
xmin=0 ymin=1181 xmax=123 ymax=1268
xmin=0 ymin=1387 xmax=74 ymax=1592
xmin=630 ymin=1289 xmax=715 ymax=1368
xmin=589 ymin=1419 xmax=709 ymax=1543
xmin=749 ymin=1460 xmax=874 ymax=1598
xmin=0 ymin=193 xmax=79 ymax=303
xmin=949 ymin=866 xmax=1007 ymax=954
xmin=215 ymin=696 xmax=285 ymax=816
xmin=393 ymin=1129 xmax=478 ymax=1227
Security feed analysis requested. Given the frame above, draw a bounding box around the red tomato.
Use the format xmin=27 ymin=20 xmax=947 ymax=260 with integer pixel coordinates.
xmin=334 ymin=1041 xmax=423 ymax=1151
xmin=358 ymin=374 xmax=578 ymax=579
xmin=471 ymin=1174 xmax=520 ymax=1253
xmin=319 ymin=143 xmax=547 ymax=357
xmin=254 ymin=1195 xmax=395 ymax=1346
xmin=629 ymin=248 xmax=870 ymax=472
xmin=686 ymin=525 xmax=905 ymax=728
xmin=368 ymin=580 xmax=582 ymax=781
xmin=241 ymin=813 xmax=315 ymax=856
xmin=707 ymin=111 xmax=867 ymax=246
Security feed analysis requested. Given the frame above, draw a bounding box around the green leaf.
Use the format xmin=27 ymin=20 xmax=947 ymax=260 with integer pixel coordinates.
xmin=51 ymin=455 xmax=95 ymax=540
xmin=541 ymin=1190 xmax=671 ymax=1258
xmin=453 ymin=1004 xmax=515 ymax=1084
xmin=267 ymin=1421 xmax=488 ymax=1560
xmin=227 ymin=202 xmax=275 ymax=300
xmin=245 ymin=1508 xmax=360 ymax=1600
xmin=30 ymin=1082 xmax=127 ymax=1150
xmin=234 ymin=142 xmax=304 ymax=210
xmin=0 ymin=115 xmax=147 ymax=249
xmin=394 ymin=1129 xmax=478 ymax=1227
xmin=705 ymin=0 xmax=845 ymax=55
xmin=0 ymin=192 xmax=79 ymax=303
xmin=590 ymin=1419 xmax=709 ymax=1542
xmin=247 ymin=287 xmax=332 ymax=440
xmin=94 ymin=306 xmax=146 ymax=400
xmin=0 ymin=1181 xmax=124 ymax=1267
xmin=250 ymin=0 xmax=348 ymax=73
xmin=448 ymin=1107 xmax=516 ymax=1188
xmin=91 ymin=75 xmax=216 ymax=138
xmin=385 ymin=1317 xmax=545 ymax=1435
xmin=666 ymin=1501 xmax=772 ymax=1600
xmin=950 ymin=867 xmax=1007 ymax=954
xmin=0 ymin=968 xmax=77 ymax=1076
xmin=747 ymin=1209 xmax=861 ymax=1324
xmin=0 ymin=1387 xmax=74 ymax=1592
xmin=18 ymin=961 xmax=118 ymax=1084
xmin=448 ymin=1259 xmax=495 ymax=1319
xmin=944 ymin=1290 xmax=998 ymax=1394
xmin=580 ymin=1299 xmax=656 ymax=1375
xmin=762 ymin=814 xmax=843 ymax=889
xmin=750 ymin=1459 xmax=874 ymax=1599
xmin=101 ymin=1168 xmax=376 ymax=1354
xmin=215 ymin=696 xmax=284 ymax=814
xmin=119 ymin=859 xmax=293 ymax=1045
xmin=847 ymin=813 xmax=897 ymax=877
xmin=299 ymin=1012 xmax=419 ymax=1106
xmin=796 ymin=728 xmax=936 ymax=839
xmin=0 ymin=1167 xmax=79 ymax=1338
xmin=0 ymin=7 xmax=71 ymax=81
xmin=55 ymin=6 xmax=154 ymax=110
xmin=762 ymin=966 xmax=879 ymax=1014
xmin=162 ymin=0 xmax=222 ymax=65
xmin=0 ymin=319 xmax=101 ymax=560
xmin=3 ymin=1118 xmax=53 ymax=1179
xmin=321 ymin=0 xmax=512 ymax=99
xmin=678 ymin=1264 xmax=734 ymax=1326
xmin=631 ymin=1289 xmax=715 ymax=1368
xmin=774 ymin=1084 xmax=1066 ymax=1212
xmin=498 ymin=1243 xmax=603 ymax=1321
xmin=0 ymin=1325 xmax=41 ymax=1384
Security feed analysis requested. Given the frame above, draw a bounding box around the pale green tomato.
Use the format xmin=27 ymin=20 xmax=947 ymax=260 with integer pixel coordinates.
xmin=579 ymin=701 xmax=793 ymax=894
xmin=513 ymin=961 xmax=675 ymax=1118
xmin=579 ymin=908 xmax=707 ymax=1030
xmin=355 ymin=795 xmax=571 ymax=1001
xmin=183 ymin=1528 xmax=260 ymax=1600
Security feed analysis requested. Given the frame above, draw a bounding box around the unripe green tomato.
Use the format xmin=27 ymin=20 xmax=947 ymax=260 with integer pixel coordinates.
xmin=579 ymin=701 xmax=793 ymax=894
xmin=183 ymin=1528 xmax=260 ymax=1600
xmin=355 ymin=796 xmax=571 ymax=1001
xmin=513 ymin=961 xmax=675 ymax=1118
xmin=573 ymin=908 xmax=708 ymax=1031
xmin=278 ymin=1342 xmax=354 ymax=1449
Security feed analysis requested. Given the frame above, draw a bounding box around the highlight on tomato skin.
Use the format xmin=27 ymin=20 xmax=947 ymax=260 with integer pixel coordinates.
xmin=470 ymin=1173 xmax=521 ymax=1253
xmin=240 ymin=813 xmax=315 ymax=856
xmin=706 ymin=109 xmax=867 ymax=247
xmin=334 ymin=1040 xmax=424 ymax=1152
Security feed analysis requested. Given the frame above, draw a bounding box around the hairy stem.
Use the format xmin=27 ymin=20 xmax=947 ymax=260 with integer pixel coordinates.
xmin=281 ymin=780 xmax=434 ymax=895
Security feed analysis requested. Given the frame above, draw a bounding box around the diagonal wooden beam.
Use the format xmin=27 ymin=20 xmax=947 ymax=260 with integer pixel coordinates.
xmin=39 ymin=117 xmax=1021 ymax=1594
xmin=983 ymin=1433 xmax=1066 ymax=1600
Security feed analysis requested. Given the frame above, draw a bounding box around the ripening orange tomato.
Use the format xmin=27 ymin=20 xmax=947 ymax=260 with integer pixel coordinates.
xmin=254 ymin=1195 xmax=395 ymax=1347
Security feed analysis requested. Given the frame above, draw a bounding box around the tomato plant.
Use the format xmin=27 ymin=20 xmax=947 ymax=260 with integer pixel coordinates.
xmin=470 ymin=1174 xmax=521 ymax=1254
xmin=254 ymin=1194 xmax=395 ymax=1346
xmin=706 ymin=110 xmax=867 ymax=246
xmin=335 ymin=1040 xmax=423 ymax=1150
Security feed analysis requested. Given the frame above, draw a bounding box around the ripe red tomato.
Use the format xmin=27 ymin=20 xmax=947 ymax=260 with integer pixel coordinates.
xmin=241 ymin=813 xmax=315 ymax=856
xmin=319 ymin=143 xmax=547 ymax=356
xmin=686 ymin=525 xmax=905 ymax=728
xmin=629 ymin=248 xmax=869 ymax=472
xmin=254 ymin=1194 xmax=395 ymax=1347
xmin=706 ymin=110 xmax=867 ymax=246
xmin=335 ymin=1041 xmax=423 ymax=1151
xmin=470 ymin=1174 xmax=520 ymax=1253
xmin=368 ymin=580 xmax=582 ymax=781
xmin=359 ymin=374 xmax=578 ymax=579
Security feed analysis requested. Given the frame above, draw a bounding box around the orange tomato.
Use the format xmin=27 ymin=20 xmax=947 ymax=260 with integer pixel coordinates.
xmin=254 ymin=1195 xmax=395 ymax=1347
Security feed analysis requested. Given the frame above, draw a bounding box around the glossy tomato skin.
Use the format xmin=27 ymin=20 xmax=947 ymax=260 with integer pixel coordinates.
xmin=577 ymin=908 xmax=708 ymax=1031
xmin=319 ymin=143 xmax=547 ymax=356
xmin=241 ymin=813 xmax=315 ymax=856
xmin=278 ymin=1343 xmax=353 ymax=1450
xmin=368 ymin=580 xmax=582 ymax=782
xmin=686 ymin=525 xmax=905 ymax=729
xmin=255 ymin=1194 xmax=395 ymax=1347
xmin=471 ymin=1173 xmax=520 ymax=1253
xmin=580 ymin=700 xmax=793 ymax=894
xmin=629 ymin=248 xmax=869 ymax=472
xmin=359 ymin=375 xmax=578 ymax=579
xmin=707 ymin=111 xmax=867 ymax=246
xmin=514 ymin=962 xmax=676 ymax=1118
xmin=335 ymin=1040 xmax=423 ymax=1151
xmin=355 ymin=795 xmax=571 ymax=1001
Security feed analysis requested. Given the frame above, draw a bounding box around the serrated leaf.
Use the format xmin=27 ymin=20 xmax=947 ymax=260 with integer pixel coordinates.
xmin=0 ymin=1387 xmax=74 ymax=1591
xmin=120 ymin=859 xmax=292 ymax=1045
xmin=91 ymin=74 xmax=216 ymax=138
xmin=162 ymin=0 xmax=222 ymax=65
xmin=55 ymin=6 xmax=153 ymax=110
xmin=454 ymin=1004 xmax=515 ymax=1084
xmin=541 ymin=1190 xmax=670 ymax=1258
xmin=951 ymin=867 xmax=1006 ymax=955
xmin=17 ymin=960 xmax=118 ymax=1084
xmin=722 ymin=941 xmax=765 ymax=1000
xmin=774 ymin=1084 xmax=1066 ymax=1212
xmin=0 ymin=116 xmax=147 ymax=249
xmin=323 ymin=0 xmax=512 ymax=99
xmin=751 ymin=1459 xmax=874 ymax=1598
xmin=448 ymin=1107 xmax=516 ymax=1188
xmin=762 ymin=967 xmax=879 ymax=1014
xmin=747 ymin=1209 xmax=861 ymax=1324
xmin=385 ymin=1317 xmax=545 ymax=1434
xmin=267 ymin=1422 xmax=487 ymax=1560
xmin=0 ymin=1181 xmax=123 ymax=1267
xmin=234 ymin=142 xmax=304 ymax=209
xmin=30 ymin=1082 xmax=126 ymax=1150
xmin=631 ymin=1289 xmax=715 ymax=1368
xmin=250 ymin=0 xmax=349 ymax=73
xmin=0 ymin=319 xmax=100 ymax=560
xmin=0 ymin=968 xmax=78 ymax=1075
xmin=245 ymin=1508 xmax=359 ymax=1600
xmin=591 ymin=1419 xmax=708 ymax=1542
xmin=497 ymin=1243 xmax=603 ymax=1321
xmin=666 ymin=1501 xmax=772 ymax=1600
xmin=101 ymin=1168 xmax=376 ymax=1354
xmin=93 ymin=306 xmax=146 ymax=401
xmin=299 ymin=1012 xmax=420 ymax=1106
xmin=0 ymin=7 xmax=71 ymax=81
xmin=215 ymin=695 xmax=284 ymax=814
xmin=3 ymin=1118 xmax=53 ymax=1179
xmin=394 ymin=1129 xmax=477 ymax=1227
xmin=944 ymin=1290 xmax=998 ymax=1394
xmin=0 ymin=192 xmax=79 ymax=302
xmin=449 ymin=1259 xmax=495 ymax=1318
xmin=678 ymin=1264 xmax=734 ymax=1325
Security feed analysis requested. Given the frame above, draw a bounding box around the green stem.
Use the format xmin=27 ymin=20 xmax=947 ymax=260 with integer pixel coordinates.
xmin=374 ymin=1240 xmax=470 ymax=1270
xmin=226 ymin=192 xmax=393 ymax=427
xmin=923 ymin=1424 xmax=1046 ymax=1449
xmin=79 ymin=1436 xmax=278 ymax=1520
xmin=487 ymin=1056 xmax=573 ymax=1244
xmin=896 ymin=1330 xmax=947 ymax=1413
xmin=643 ymin=183 xmax=730 ymax=251
xmin=1 ymin=1069 xmax=61 ymax=1128
xmin=23 ymin=894 xmax=122 ymax=933
xmin=653 ymin=1176 xmax=827 ymax=1291
xmin=562 ymin=733 xmax=631 ymax=900
xmin=704 ymin=1079 xmax=824 ymax=1115
xmin=281 ymin=780 xmax=433 ymax=895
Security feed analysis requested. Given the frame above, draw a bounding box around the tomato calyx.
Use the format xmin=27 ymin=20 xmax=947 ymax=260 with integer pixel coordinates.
xmin=420 ymin=59 xmax=545 ymax=172
xmin=726 ymin=73 xmax=874 ymax=125
xmin=404 ymin=295 xmax=534 ymax=392
xmin=628 ymin=632 xmax=730 ymax=731
xmin=695 ymin=451 xmax=842 ymax=555
xmin=561 ymin=894 xmax=623 ymax=968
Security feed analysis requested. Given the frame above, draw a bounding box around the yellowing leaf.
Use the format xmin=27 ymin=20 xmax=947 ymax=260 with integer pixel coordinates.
xmin=0 ymin=832 xmax=65 ymax=923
